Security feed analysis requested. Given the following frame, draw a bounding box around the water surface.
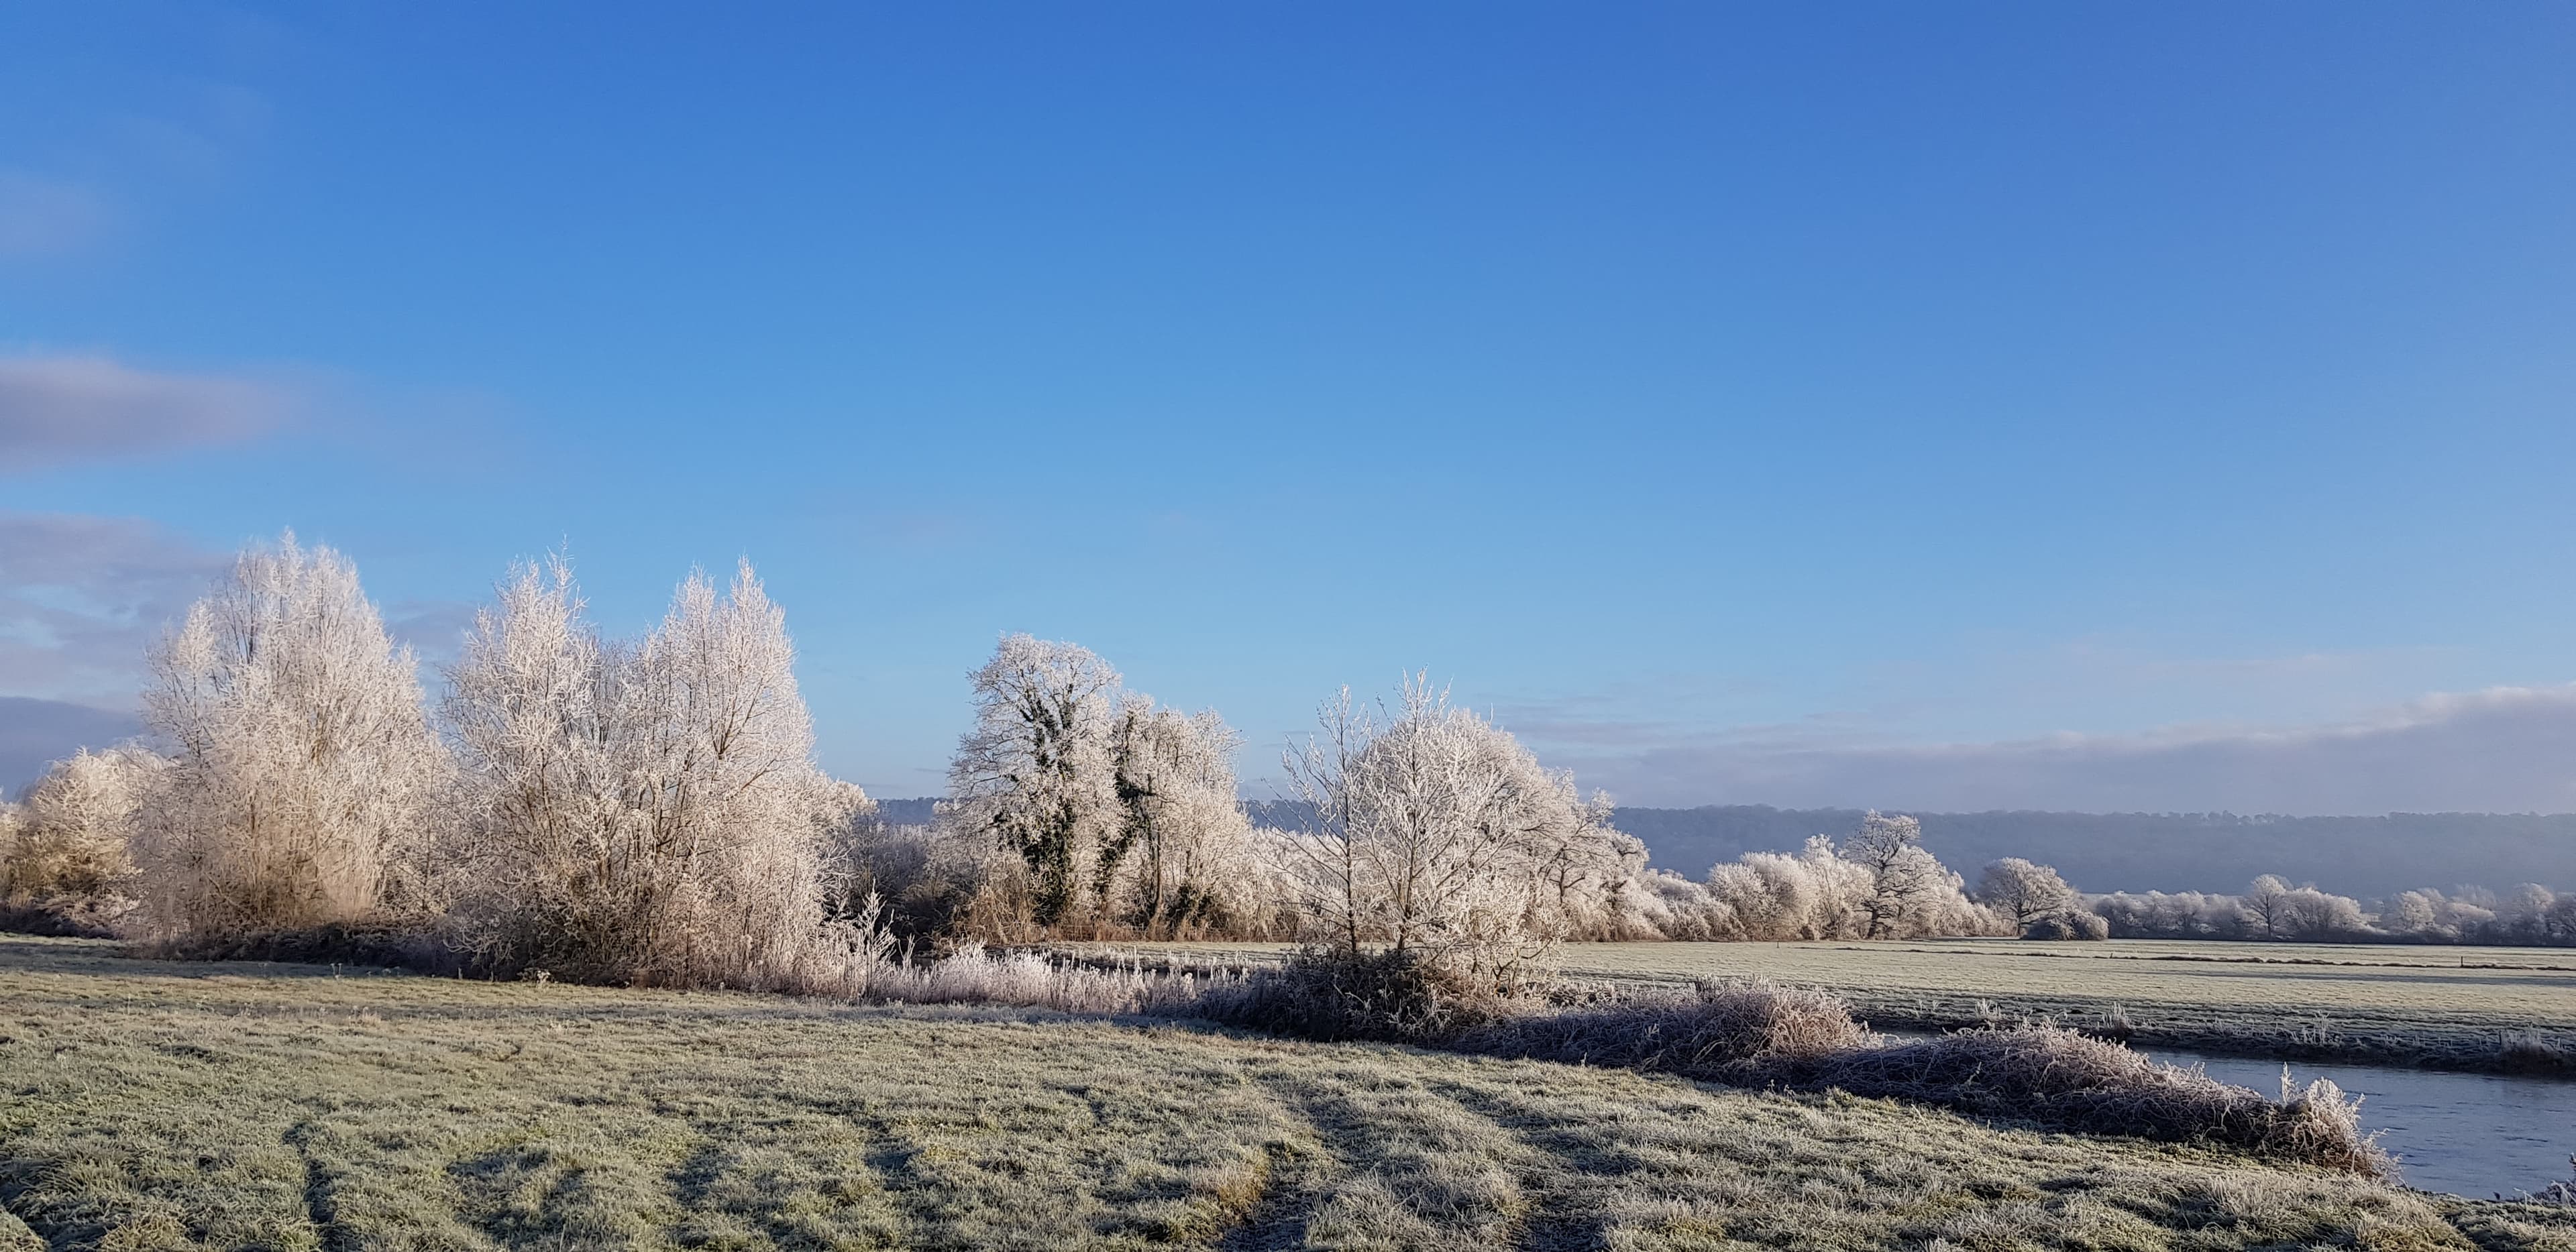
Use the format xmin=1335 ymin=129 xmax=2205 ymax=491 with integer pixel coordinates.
xmin=2145 ymin=1045 xmax=2576 ymax=1199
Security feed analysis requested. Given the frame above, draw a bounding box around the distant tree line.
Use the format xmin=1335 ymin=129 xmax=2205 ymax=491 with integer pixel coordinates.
xmin=2089 ymin=876 xmax=2576 ymax=946
xmin=1610 ymin=805 xmax=2576 ymax=902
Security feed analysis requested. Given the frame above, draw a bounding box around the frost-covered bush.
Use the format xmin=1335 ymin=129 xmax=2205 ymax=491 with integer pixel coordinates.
xmin=2021 ymin=909 xmax=2109 ymax=941
xmin=1631 ymin=870 xmax=1737 ymax=940
xmin=1698 ymin=815 xmax=2005 ymax=942
xmin=1457 ymin=978 xmax=1866 ymax=1074
xmin=440 ymin=556 xmax=842 ymax=988
xmin=2 ymin=746 xmax=162 ymax=931
xmin=1202 ymin=944 xmax=1509 ymax=1043
xmin=132 ymin=533 xmax=450 ymax=940
xmin=2088 ymin=888 xmax=2246 ymax=938
xmin=1813 ymin=1026 xmax=2385 ymax=1174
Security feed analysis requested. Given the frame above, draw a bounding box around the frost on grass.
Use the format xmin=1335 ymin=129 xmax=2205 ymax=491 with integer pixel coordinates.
xmin=0 ymin=938 xmax=2493 ymax=1252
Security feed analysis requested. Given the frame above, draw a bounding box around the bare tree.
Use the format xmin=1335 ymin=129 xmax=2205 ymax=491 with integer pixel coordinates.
xmin=1974 ymin=857 xmax=2075 ymax=927
xmin=133 ymin=532 xmax=450 ymax=937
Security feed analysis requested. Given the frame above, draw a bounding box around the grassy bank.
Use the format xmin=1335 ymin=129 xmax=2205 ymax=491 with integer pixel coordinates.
xmin=1102 ymin=939 xmax=2576 ymax=1076
xmin=7 ymin=937 xmax=2573 ymax=1250
xmin=1559 ymin=939 xmax=2576 ymax=1076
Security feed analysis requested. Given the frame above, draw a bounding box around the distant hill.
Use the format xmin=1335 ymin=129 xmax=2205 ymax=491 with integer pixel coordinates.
xmin=874 ymin=797 xmax=943 ymax=828
xmin=877 ymin=799 xmax=2576 ymax=899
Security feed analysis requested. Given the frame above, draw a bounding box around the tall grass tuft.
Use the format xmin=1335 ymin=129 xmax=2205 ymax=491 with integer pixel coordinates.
xmin=1807 ymin=1025 xmax=2389 ymax=1176
xmin=1455 ymin=977 xmax=1865 ymax=1074
xmin=1197 ymin=945 xmax=1509 ymax=1042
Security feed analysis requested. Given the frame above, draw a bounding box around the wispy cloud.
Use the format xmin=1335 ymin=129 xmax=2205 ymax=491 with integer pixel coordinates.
xmin=0 ymin=697 xmax=142 ymax=795
xmin=1517 ymin=685 xmax=2576 ymax=815
xmin=383 ymin=598 xmax=480 ymax=669
xmin=0 ymin=353 xmax=305 ymax=472
xmin=0 ymin=512 xmax=229 ymax=705
xmin=0 ymin=172 xmax=118 ymax=259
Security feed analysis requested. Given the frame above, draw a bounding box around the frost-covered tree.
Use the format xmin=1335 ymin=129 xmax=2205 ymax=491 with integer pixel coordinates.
xmin=2092 ymin=889 xmax=2251 ymax=939
xmin=4 ymin=746 xmax=162 ymax=906
xmin=1695 ymin=817 xmax=1998 ymax=942
xmin=947 ymin=635 xmax=1122 ymax=929
xmin=1974 ymin=857 xmax=2075 ymax=927
xmin=1107 ymin=700 xmax=1261 ymax=937
xmin=2240 ymin=874 xmax=2296 ymax=938
xmin=441 ymin=556 xmax=837 ymax=986
xmin=133 ymin=533 xmax=449 ymax=937
xmin=812 ymin=777 xmax=886 ymax=918
xmin=1705 ymin=836 xmax=1872 ymax=940
xmin=1276 ymin=677 xmax=1617 ymax=982
xmin=2271 ymin=884 xmax=2369 ymax=941
xmin=1842 ymin=811 xmax=1949 ymax=939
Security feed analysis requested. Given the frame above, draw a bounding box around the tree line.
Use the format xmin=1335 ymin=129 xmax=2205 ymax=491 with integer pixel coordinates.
xmin=3 ymin=533 xmax=2570 ymax=994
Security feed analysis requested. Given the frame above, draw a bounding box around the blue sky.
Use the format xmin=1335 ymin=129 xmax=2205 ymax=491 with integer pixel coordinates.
xmin=5 ymin=3 xmax=2575 ymax=811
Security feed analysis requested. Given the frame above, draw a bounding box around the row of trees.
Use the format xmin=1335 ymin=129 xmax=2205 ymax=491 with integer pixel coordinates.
xmin=7 ymin=533 xmax=2569 ymax=990
xmin=1623 ymin=817 xmax=2028 ymax=942
xmin=2092 ymin=876 xmax=2576 ymax=945
xmin=0 ymin=536 xmax=863 ymax=987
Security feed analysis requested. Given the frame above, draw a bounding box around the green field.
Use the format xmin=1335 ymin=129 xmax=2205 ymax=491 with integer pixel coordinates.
xmin=1105 ymin=939 xmax=2576 ymax=1075
xmin=9 ymin=936 xmax=2575 ymax=1251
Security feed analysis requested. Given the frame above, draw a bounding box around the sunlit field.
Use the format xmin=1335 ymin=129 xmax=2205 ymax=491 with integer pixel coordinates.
xmin=12 ymin=936 xmax=2576 ymax=1252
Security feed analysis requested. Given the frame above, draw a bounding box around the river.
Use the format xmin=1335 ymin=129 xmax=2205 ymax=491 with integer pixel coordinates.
xmin=2143 ymin=1046 xmax=2576 ymax=1199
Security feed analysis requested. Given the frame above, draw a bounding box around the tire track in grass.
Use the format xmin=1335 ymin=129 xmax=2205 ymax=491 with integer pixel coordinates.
xmin=1234 ymin=1062 xmax=1539 ymax=1252
xmin=283 ymin=1117 xmax=354 ymax=1252
xmin=1428 ymin=1078 xmax=1648 ymax=1251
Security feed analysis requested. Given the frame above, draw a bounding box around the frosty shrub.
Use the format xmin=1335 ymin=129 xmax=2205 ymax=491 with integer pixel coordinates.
xmin=1812 ymin=1025 xmax=2386 ymax=1174
xmin=1202 ymin=944 xmax=1509 ymax=1043
xmin=2021 ymin=909 xmax=2110 ymax=940
xmin=2 ymin=746 xmax=162 ymax=932
xmin=441 ymin=556 xmax=843 ymax=988
xmin=1697 ymin=816 xmax=2006 ymax=942
xmin=1456 ymin=977 xmax=1866 ymax=1075
xmin=132 ymin=533 xmax=450 ymax=940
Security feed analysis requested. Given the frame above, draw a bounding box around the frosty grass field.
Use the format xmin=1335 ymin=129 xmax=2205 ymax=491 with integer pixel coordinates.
xmin=1111 ymin=937 xmax=2576 ymax=1076
xmin=6 ymin=935 xmax=2576 ymax=1252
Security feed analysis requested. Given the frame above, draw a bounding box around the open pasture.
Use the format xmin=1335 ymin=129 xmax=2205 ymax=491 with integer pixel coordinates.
xmin=1110 ymin=939 xmax=2576 ymax=1075
xmin=1559 ymin=938 xmax=2576 ymax=1078
xmin=1556 ymin=939 xmax=2576 ymax=1022
xmin=9 ymin=936 xmax=2572 ymax=1251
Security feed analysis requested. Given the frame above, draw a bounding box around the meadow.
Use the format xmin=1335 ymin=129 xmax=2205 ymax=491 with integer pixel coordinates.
xmin=1108 ymin=939 xmax=2576 ymax=1076
xmin=9 ymin=937 xmax=2575 ymax=1251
